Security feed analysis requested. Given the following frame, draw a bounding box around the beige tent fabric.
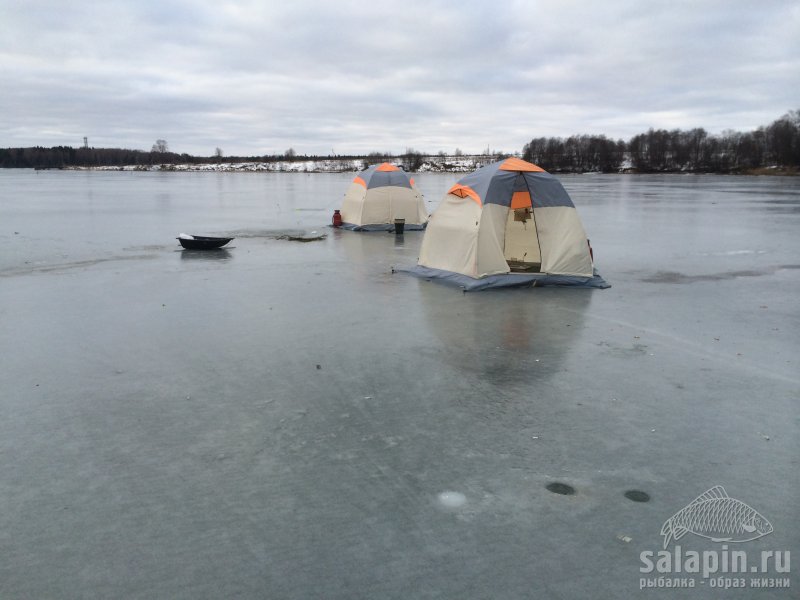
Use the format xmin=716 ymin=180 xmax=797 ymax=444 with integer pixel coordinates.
xmin=340 ymin=183 xmax=428 ymax=227
xmin=359 ymin=186 xmax=392 ymax=225
xmin=534 ymin=207 xmax=593 ymax=276
xmin=392 ymin=184 xmax=429 ymax=225
xmin=476 ymin=203 xmax=512 ymax=277
xmin=419 ymin=194 xmax=481 ymax=276
xmin=340 ymin=184 xmax=368 ymax=225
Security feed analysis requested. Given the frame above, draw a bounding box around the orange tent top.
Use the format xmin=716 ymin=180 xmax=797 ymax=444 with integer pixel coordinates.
xmin=499 ymin=157 xmax=545 ymax=172
xmin=448 ymin=183 xmax=482 ymax=206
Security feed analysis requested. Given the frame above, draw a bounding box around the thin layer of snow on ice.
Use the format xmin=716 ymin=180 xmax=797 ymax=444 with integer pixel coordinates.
xmin=437 ymin=491 xmax=467 ymax=508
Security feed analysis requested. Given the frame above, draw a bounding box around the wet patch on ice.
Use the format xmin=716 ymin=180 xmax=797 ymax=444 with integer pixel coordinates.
xmin=0 ymin=254 xmax=158 ymax=277
xmin=225 ymin=228 xmax=329 ymax=242
xmin=179 ymin=249 xmax=232 ymax=261
xmin=697 ymin=249 xmax=768 ymax=257
xmin=278 ymin=233 xmax=327 ymax=242
xmin=122 ymin=244 xmax=172 ymax=252
xmin=642 ymin=269 xmax=769 ymax=284
xmin=596 ymin=340 xmax=650 ymax=357
xmin=226 ymin=229 xmax=306 ymax=239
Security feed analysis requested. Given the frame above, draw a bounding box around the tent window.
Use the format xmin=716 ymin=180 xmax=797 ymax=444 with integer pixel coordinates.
xmin=514 ymin=208 xmax=531 ymax=223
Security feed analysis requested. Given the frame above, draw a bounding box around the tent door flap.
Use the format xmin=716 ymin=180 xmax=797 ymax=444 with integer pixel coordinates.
xmin=503 ymin=209 xmax=541 ymax=272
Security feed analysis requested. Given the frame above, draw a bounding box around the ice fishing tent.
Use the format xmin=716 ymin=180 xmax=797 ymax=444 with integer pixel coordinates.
xmin=411 ymin=158 xmax=609 ymax=290
xmin=339 ymin=163 xmax=428 ymax=230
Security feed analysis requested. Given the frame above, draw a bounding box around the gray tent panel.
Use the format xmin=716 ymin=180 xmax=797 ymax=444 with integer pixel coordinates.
xmin=522 ymin=172 xmax=575 ymax=208
xmin=454 ymin=161 xmax=504 ymax=203
xmin=451 ymin=162 xmax=575 ymax=208
xmin=399 ymin=265 xmax=610 ymax=291
xmin=366 ymin=170 xmax=413 ymax=189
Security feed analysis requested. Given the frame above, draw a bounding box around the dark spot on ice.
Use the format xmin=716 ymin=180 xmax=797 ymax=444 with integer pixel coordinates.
xmin=624 ymin=490 xmax=651 ymax=502
xmin=546 ymin=482 xmax=576 ymax=495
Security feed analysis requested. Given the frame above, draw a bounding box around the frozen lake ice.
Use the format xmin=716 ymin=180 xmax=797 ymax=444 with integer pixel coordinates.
xmin=1 ymin=169 xmax=798 ymax=598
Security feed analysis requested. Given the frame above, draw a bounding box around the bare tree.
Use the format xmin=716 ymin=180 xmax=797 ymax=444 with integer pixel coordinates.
xmin=402 ymin=147 xmax=424 ymax=171
xmin=151 ymin=139 xmax=169 ymax=153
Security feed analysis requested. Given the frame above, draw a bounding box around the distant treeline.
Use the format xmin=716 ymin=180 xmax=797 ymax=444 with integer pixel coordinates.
xmin=0 ymin=144 xmax=425 ymax=171
xmin=0 ymin=146 xmax=284 ymax=169
xmin=2 ymin=110 xmax=798 ymax=173
xmin=522 ymin=110 xmax=799 ymax=173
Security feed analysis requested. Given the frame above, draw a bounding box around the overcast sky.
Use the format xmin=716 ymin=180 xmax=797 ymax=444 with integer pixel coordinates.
xmin=1 ymin=0 xmax=798 ymax=156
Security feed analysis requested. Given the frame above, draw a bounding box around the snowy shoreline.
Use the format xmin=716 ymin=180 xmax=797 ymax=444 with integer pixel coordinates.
xmin=67 ymin=155 xmax=501 ymax=173
xmin=60 ymin=156 xmax=796 ymax=176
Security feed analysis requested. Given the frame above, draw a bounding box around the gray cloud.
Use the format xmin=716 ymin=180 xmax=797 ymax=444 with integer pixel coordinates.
xmin=1 ymin=0 xmax=798 ymax=155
